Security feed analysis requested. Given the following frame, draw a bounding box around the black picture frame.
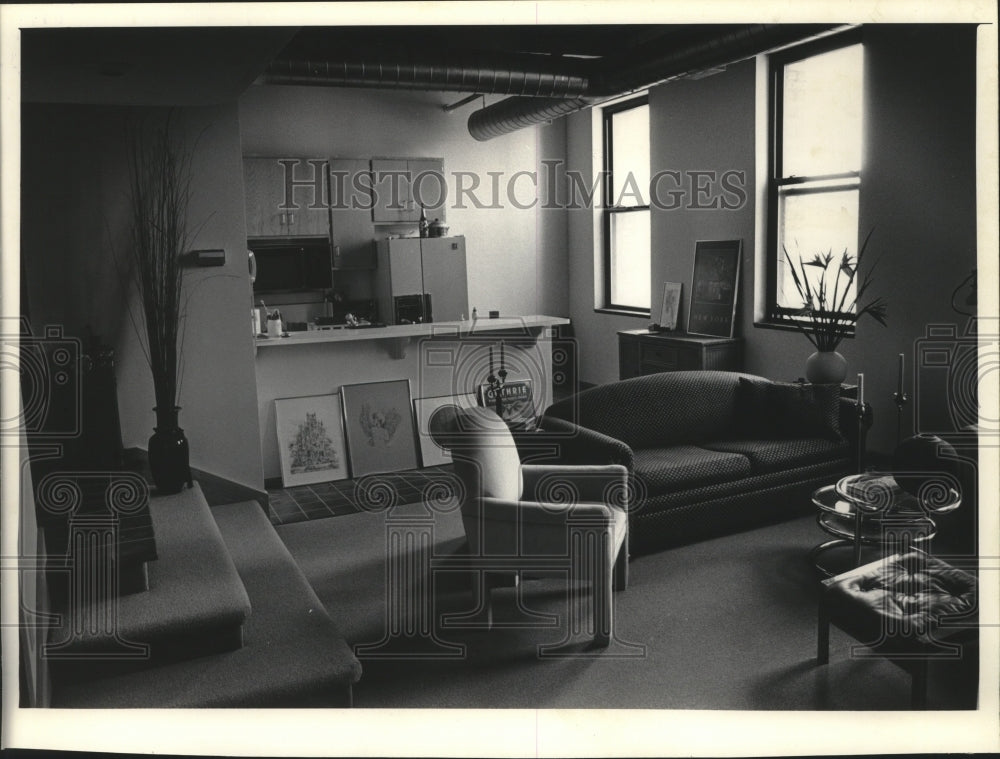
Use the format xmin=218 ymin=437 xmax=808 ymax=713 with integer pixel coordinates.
xmin=687 ymin=240 xmax=742 ymax=338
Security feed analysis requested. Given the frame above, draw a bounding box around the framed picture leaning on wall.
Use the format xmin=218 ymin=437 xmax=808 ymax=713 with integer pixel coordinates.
xmin=341 ymin=379 xmax=420 ymax=477
xmin=274 ymin=393 xmax=349 ymax=487
xmin=688 ymin=239 xmax=742 ymax=338
xmin=412 ymin=393 xmax=477 ymax=467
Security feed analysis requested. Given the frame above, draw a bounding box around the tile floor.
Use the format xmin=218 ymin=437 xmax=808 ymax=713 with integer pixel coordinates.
xmin=266 ymin=465 xmax=457 ymax=525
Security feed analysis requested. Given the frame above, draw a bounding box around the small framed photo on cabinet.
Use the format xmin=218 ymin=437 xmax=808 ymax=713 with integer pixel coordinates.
xmin=658 ymin=282 xmax=682 ymax=331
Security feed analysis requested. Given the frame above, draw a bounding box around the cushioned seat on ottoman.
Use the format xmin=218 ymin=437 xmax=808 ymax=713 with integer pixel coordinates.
xmin=817 ymin=549 xmax=978 ymax=709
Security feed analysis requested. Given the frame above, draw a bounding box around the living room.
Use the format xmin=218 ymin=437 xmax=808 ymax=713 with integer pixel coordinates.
xmin=4 ymin=3 xmax=997 ymax=756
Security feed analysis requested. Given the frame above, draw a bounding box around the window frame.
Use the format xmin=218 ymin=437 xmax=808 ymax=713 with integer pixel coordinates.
xmin=765 ymin=30 xmax=864 ymax=325
xmin=601 ymin=94 xmax=651 ymax=316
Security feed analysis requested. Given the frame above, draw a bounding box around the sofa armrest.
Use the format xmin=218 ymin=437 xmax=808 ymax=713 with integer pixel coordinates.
xmin=520 ymin=464 xmax=628 ymax=506
xmin=528 ymin=415 xmax=635 ymax=469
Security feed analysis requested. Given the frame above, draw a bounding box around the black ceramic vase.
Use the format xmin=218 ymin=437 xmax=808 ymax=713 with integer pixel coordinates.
xmin=149 ymin=406 xmax=191 ymax=494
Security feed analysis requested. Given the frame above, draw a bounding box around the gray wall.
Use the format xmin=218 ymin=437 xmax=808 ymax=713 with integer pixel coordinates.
xmin=21 ymin=102 xmax=265 ymax=489
xmin=566 ymin=25 xmax=979 ymax=455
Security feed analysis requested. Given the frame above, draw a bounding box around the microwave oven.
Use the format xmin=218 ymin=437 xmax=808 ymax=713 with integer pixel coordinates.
xmin=248 ymin=238 xmax=333 ymax=294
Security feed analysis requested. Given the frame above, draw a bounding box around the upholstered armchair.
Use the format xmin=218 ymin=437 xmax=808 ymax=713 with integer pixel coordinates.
xmin=429 ymin=404 xmax=629 ymax=646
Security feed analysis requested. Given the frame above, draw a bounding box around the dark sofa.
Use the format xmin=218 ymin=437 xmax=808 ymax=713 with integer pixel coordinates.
xmin=530 ymin=370 xmax=868 ymax=554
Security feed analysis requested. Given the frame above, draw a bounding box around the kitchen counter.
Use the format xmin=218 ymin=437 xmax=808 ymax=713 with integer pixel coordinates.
xmin=254 ymin=315 xmax=569 ymax=349
xmin=253 ymin=314 xmax=571 ymax=482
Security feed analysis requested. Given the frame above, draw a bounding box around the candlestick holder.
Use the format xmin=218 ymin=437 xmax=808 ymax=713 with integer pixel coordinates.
xmin=853 ymin=399 xmax=875 ymax=474
xmin=485 ymin=346 xmax=508 ymax=419
xmin=892 ymin=390 xmax=909 ymax=448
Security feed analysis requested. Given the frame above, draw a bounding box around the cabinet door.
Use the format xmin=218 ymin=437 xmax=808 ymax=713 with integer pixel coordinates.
xmin=420 ymin=237 xmax=468 ymax=322
xmin=281 ymin=158 xmax=329 ymax=237
xmin=619 ymin=334 xmax=641 ymax=380
xmin=370 ymin=159 xmax=409 ymax=223
xmin=244 ymin=158 xmax=329 ymax=238
xmin=329 ymin=158 xmax=375 ymax=268
xmin=243 ymin=158 xmax=287 ymax=237
xmin=408 ymin=158 xmax=446 ymax=223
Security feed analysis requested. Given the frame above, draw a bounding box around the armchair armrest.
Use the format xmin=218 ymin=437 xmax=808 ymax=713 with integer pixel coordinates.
xmin=530 ymin=415 xmax=635 ymax=469
xmin=521 ymin=464 xmax=628 ymax=507
xmin=475 ymin=496 xmax=613 ymax=526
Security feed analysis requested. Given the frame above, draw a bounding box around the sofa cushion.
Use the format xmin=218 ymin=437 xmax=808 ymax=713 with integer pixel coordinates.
xmin=546 ymin=371 xmax=747 ymax=449
xmin=632 ymin=445 xmax=751 ymax=496
xmin=703 ymin=437 xmax=850 ymax=474
xmin=737 ymin=378 xmax=842 ymax=441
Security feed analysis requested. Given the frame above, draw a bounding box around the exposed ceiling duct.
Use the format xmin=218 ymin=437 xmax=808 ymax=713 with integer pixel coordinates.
xmin=467 ymin=96 xmax=599 ymax=141
xmin=262 ymin=24 xmax=851 ymax=141
xmin=469 ymin=24 xmax=847 ymax=141
xmin=262 ymin=54 xmax=592 ymax=98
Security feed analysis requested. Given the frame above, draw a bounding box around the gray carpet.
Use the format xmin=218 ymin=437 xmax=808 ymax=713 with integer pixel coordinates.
xmin=276 ymin=509 xmax=978 ymax=710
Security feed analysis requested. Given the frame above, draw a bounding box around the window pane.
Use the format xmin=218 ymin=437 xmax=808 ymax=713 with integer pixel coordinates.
xmin=782 ymin=43 xmax=863 ymax=177
xmin=610 ymin=210 xmax=651 ymax=308
xmin=776 ymin=187 xmax=859 ymax=310
xmin=611 ymin=104 xmax=650 ymax=207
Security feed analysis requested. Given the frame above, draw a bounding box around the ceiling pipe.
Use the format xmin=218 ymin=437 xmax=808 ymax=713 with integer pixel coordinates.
xmin=262 ymin=55 xmax=592 ymax=98
xmin=442 ymin=93 xmax=483 ymax=113
xmin=468 ymin=23 xmax=850 ymax=141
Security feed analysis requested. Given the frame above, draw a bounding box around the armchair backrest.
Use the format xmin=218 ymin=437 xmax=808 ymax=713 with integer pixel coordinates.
xmin=428 ymin=404 xmax=523 ymax=506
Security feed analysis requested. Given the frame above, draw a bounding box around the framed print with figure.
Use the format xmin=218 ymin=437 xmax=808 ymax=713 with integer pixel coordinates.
xmin=341 ymin=379 xmax=419 ymax=477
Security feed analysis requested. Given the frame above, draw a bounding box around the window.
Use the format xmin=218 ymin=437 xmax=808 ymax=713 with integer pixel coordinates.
xmin=767 ymin=35 xmax=864 ymax=321
xmin=602 ymin=96 xmax=650 ymax=313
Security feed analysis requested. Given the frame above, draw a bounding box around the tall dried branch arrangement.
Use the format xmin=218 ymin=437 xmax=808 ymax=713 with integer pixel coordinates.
xmin=126 ymin=121 xmax=193 ymax=412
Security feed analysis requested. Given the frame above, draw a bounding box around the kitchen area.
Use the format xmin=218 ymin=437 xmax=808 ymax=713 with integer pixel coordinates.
xmin=243 ymin=149 xmax=567 ymax=484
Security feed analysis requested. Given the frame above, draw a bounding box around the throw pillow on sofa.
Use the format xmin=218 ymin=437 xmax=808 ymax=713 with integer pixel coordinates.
xmin=736 ymin=378 xmax=842 ymax=441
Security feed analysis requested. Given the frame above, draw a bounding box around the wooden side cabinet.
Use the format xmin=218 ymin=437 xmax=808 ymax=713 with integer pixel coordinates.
xmin=618 ymin=330 xmax=743 ymax=380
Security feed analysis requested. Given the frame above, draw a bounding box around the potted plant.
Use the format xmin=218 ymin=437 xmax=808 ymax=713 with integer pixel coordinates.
xmin=781 ymin=229 xmax=888 ymax=383
xmin=125 ymin=121 xmax=194 ymax=493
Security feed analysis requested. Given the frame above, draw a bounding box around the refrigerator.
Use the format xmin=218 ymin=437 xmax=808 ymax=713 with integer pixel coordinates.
xmin=375 ymin=236 xmax=468 ymax=324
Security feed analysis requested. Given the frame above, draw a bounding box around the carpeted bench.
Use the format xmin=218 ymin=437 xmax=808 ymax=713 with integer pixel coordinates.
xmin=51 ymin=488 xmax=361 ymax=707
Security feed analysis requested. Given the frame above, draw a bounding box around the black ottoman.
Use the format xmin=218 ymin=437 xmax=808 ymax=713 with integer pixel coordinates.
xmin=817 ymin=549 xmax=977 ymax=709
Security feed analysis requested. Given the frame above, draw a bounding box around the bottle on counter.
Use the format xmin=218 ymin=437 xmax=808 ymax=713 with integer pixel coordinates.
xmin=418 ymin=205 xmax=429 ymax=238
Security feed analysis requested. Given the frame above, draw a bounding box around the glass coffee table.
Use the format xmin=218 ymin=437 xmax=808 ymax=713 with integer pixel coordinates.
xmin=809 ymin=473 xmax=960 ymax=576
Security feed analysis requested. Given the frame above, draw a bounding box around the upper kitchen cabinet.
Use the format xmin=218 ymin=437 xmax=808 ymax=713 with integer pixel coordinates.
xmin=243 ymin=157 xmax=330 ymax=238
xmin=328 ymin=158 xmax=376 ymax=269
xmin=370 ymin=157 xmax=445 ymax=225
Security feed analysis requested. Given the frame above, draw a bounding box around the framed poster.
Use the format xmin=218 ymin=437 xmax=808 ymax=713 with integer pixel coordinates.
xmin=341 ymin=379 xmax=419 ymax=477
xmin=413 ymin=393 xmax=477 ymax=467
xmin=476 ymin=379 xmax=537 ymax=431
xmin=274 ymin=393 xmax=349 ymax=487
xmin=658 ymin=281 xmax=683 ymax=331
xmin=687 ymin=240 xmax=742 ymax=338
